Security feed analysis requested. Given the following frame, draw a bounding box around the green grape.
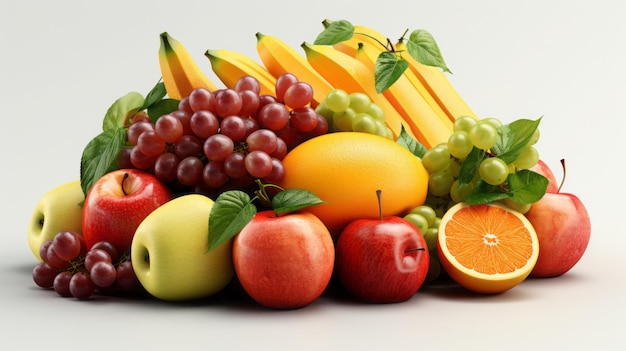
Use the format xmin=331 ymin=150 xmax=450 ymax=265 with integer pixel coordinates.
xmin=332 ymin=107 xmax=356 ymax=131
xmin=479 ymin=157 xmax=509 ymax=185
xmin=425 ymin=256 xmax=442 ymax=282
xmin=453 ymin=116 xmax=477 ymax=133
xmin=315 ymin=101 xmax=334 ymax=130
xmin=349 ymin=92 xmax=371 ymax=113
xmin=481 ymin=117 xmax=503 ymax=129
xmin=422 ymin=146 xmax=450 ymax=173
xmin=404 ymin=213 xmax=429 ymax=234
xmin=384 ymin=127 xmax=393 ymax=140
xmin=503 ymin=198 xmax=532 ymax=214
xmin=448 ymin=130 xmax=473 ymax=159
xmin=449 ymin=179 xmax=475 ymax=203
xmin=315 ymin=99 xmax=332 ymax=118
xmin=367 ymin=103 xmax=385 ymax=121
xmin=444 ymin=159 xmax=461 ymax=178
xmin=410 ymin=205 xmax=437 ymax=227
xmin=469 ymin=122 xmax=498 ymax=150
xmin=351 ymin=113 xmax=377 ymax=134
xmin=423 ymin=227 xmax=439 ymax=251
xmin=508 ymin=163 xmax=516 ymax=174
xmin=373 ymin=120 xmax=388 ymax=137
xmin=428 ymin=170 xmax=455 ymax=196
xmin=325 ymin=89 xmax=350 ymax=112
xmin=513 ymin=146 xmax=539 ymax=169
xmin=432 ymin=217 xmax=441 ymax=230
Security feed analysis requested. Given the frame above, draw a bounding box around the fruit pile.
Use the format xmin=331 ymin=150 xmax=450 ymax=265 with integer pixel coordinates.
xmin=26 ymin=19 xmax=591 ymax=308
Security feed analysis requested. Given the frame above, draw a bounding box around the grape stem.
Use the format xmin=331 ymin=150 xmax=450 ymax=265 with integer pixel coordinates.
xmin=253 ymin=179 xmax=284 ymax=211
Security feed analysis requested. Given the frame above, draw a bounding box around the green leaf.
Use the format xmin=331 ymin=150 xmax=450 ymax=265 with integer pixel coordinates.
xmin=208 ymin=190 xmax=257 ymax=251
xmin=406 ymin=29 xmax=451 ymax=73
xmin=458 ymin=147 xmax=486 ymax=184
xmin=79 ymin=127 xmax=127 ymax=196
xmin=396 ymin=125 xmax=426 ymax=158
xmin=374 ymin=52 xmax=409 ymax=93
xmin=101 ymin=92 xmax=145 ymax=131
xmin=314 ymin=19 xmax=354 ymax=45
xmin=507 ymin=169 xmax=549 ymax=204
xmin=140 ymin=81 xmax=167 ymax=111
xmin=463 ymin=180 xmax=507 ymax=205
xmin=271 ymin=188 xmax=325 ymax=215
xmin=493 ymin=117 xmax=542 ymax=164
xmin=147 ymin=98 xmax=180 ymax=124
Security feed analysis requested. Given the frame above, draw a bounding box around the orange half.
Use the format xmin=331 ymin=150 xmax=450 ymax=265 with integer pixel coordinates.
xmin=437 ymin=202 xmax=539 ymax=294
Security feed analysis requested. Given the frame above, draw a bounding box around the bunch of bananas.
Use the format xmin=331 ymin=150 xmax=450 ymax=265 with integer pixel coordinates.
xmin=157 ymin=25 xmax=477 ymax=148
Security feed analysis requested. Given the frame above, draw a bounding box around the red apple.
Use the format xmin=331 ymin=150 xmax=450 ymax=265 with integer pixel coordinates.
xmin=233 ymin=210 xmax=335 ymax=309
xmin=530 ymin=159 xmax=559 ymax=193
xmin=525 ymin=160 xmax=591 ymax=277
xmin=82 ymin=169 xmax=171 ymax=253
xmin=335 ymin=216 xmax=430 ymax=303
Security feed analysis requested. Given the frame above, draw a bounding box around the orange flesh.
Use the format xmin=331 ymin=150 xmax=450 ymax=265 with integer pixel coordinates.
xmin=445 ymin=204 xmax=534 ymax=274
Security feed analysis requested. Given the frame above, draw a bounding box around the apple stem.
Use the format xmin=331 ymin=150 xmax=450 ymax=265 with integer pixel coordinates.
xmin=376 ymin=189 xmax=383 ymax=221
xmin=557 ymin=158 xmax=566 ymax=193
xmin=121 ymin=173 xmax=130 ymax=196
xmin=405 ymin=247 xmax=425 ymax=253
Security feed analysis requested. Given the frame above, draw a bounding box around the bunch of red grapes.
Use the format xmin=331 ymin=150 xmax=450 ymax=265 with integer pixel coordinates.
xmin=32 ymin=231 xmax=142 ymax=299
xmin=117 ymin=73 xmax=328 ymax=195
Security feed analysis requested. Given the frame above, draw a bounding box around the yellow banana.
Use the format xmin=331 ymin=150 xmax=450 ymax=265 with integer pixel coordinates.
xmin=158 ymin=32 xmax=219 ymax=100
xmin=205 ymin=49 xmax=276 ymax=96
xmin=394 ymin=39 xmax=478 ymax=121
xmin=330 ymin=22 xmax=478 ymax=122
xmin=301 ymin=42 xmax=411 ymax=141
xmin=255 ymin=32 xmax=334 ymax=107
xmin=330 ymin=23 xmax=387 ymax=57
xmin=355 ymin=43 xmax=452 ymax=148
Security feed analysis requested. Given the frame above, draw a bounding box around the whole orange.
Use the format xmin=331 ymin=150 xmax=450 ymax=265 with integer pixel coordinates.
xmin=279 ymin=132 xmax=428 ymax=238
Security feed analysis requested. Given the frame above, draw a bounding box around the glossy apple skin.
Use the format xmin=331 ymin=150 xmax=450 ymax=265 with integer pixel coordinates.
xmin=525 ymin=192 xmax=591 ymax=277
xmin=530 ymin=159 xmax=559 ymax=193
xmin=131 ymin=194 xmax=234 ymax=301
xmin=233 ymin=211 xmax=335 ymax=309
xmin=27 ymin=180 xmax=84 ymax=261
xmin=335 ymin=216 xmax=430 ymax=303
xmin=82 ymin=169 xmax=171 ymax=253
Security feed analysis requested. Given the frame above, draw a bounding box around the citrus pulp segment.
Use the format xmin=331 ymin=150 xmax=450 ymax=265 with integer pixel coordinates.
xmin=437 ymin=202 xmax=539 ymax=294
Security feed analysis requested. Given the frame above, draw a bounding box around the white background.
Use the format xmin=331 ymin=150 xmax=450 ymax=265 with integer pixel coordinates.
xmin=1 ymin=0 xmax=624 ymax=350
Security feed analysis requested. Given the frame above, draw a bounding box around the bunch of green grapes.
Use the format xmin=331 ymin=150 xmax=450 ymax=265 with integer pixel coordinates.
xmin=403 ymin=205 xmax=443 ymax=282
xmin=315 ymin=88 xmax=393 ymax=139
xmin=423 ymin=116 xmax=541 ymax=212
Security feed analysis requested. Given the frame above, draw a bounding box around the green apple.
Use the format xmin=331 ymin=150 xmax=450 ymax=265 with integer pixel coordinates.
xmin=28 ymin=180 xmax=85 ymax=261
xmin=131 ymin=194 xmax=234 ymax=301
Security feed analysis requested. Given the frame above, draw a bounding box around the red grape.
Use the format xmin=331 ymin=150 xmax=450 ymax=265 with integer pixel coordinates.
xmin=188 ymin=88 xmax=215 ymax=112
xmin=32 ymin=262 xmax=57 ymax=289
xmin=275 ymin=73 xmax=298 ymax=102
xmin=203 ymin=134 xmax=234 ymax=161
xmin=284 ymin=81 xmax=313 ymax=109
xmin=155 ymin=114 xmax=184 ymax=143
xmin=244 ymin=150 xmax=273 ymax=178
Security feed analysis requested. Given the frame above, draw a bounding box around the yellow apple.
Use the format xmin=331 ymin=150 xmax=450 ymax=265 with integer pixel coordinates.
xmin=28 ymin=180 xmax=85 ymax=261
xmin=131 ymin=194 xmax=234 ymax=301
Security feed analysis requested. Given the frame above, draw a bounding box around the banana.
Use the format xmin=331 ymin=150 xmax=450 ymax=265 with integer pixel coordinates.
xmin=301 ymin=42 xmax=412 ymax=141
xmin=394 ymin=40 xmax=478 ymax=121
xmin=205 ymin=49 xmax=276 ymax=96
xmin=355 ymin=43 xmax=452 ymax=149
xmin=255 ymin=33 xmax=334 ymax=107
xmin=158 ymin=32 xmax=219 ymax=100
xmin=330 ymin=23 xmax=478 ymax=122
